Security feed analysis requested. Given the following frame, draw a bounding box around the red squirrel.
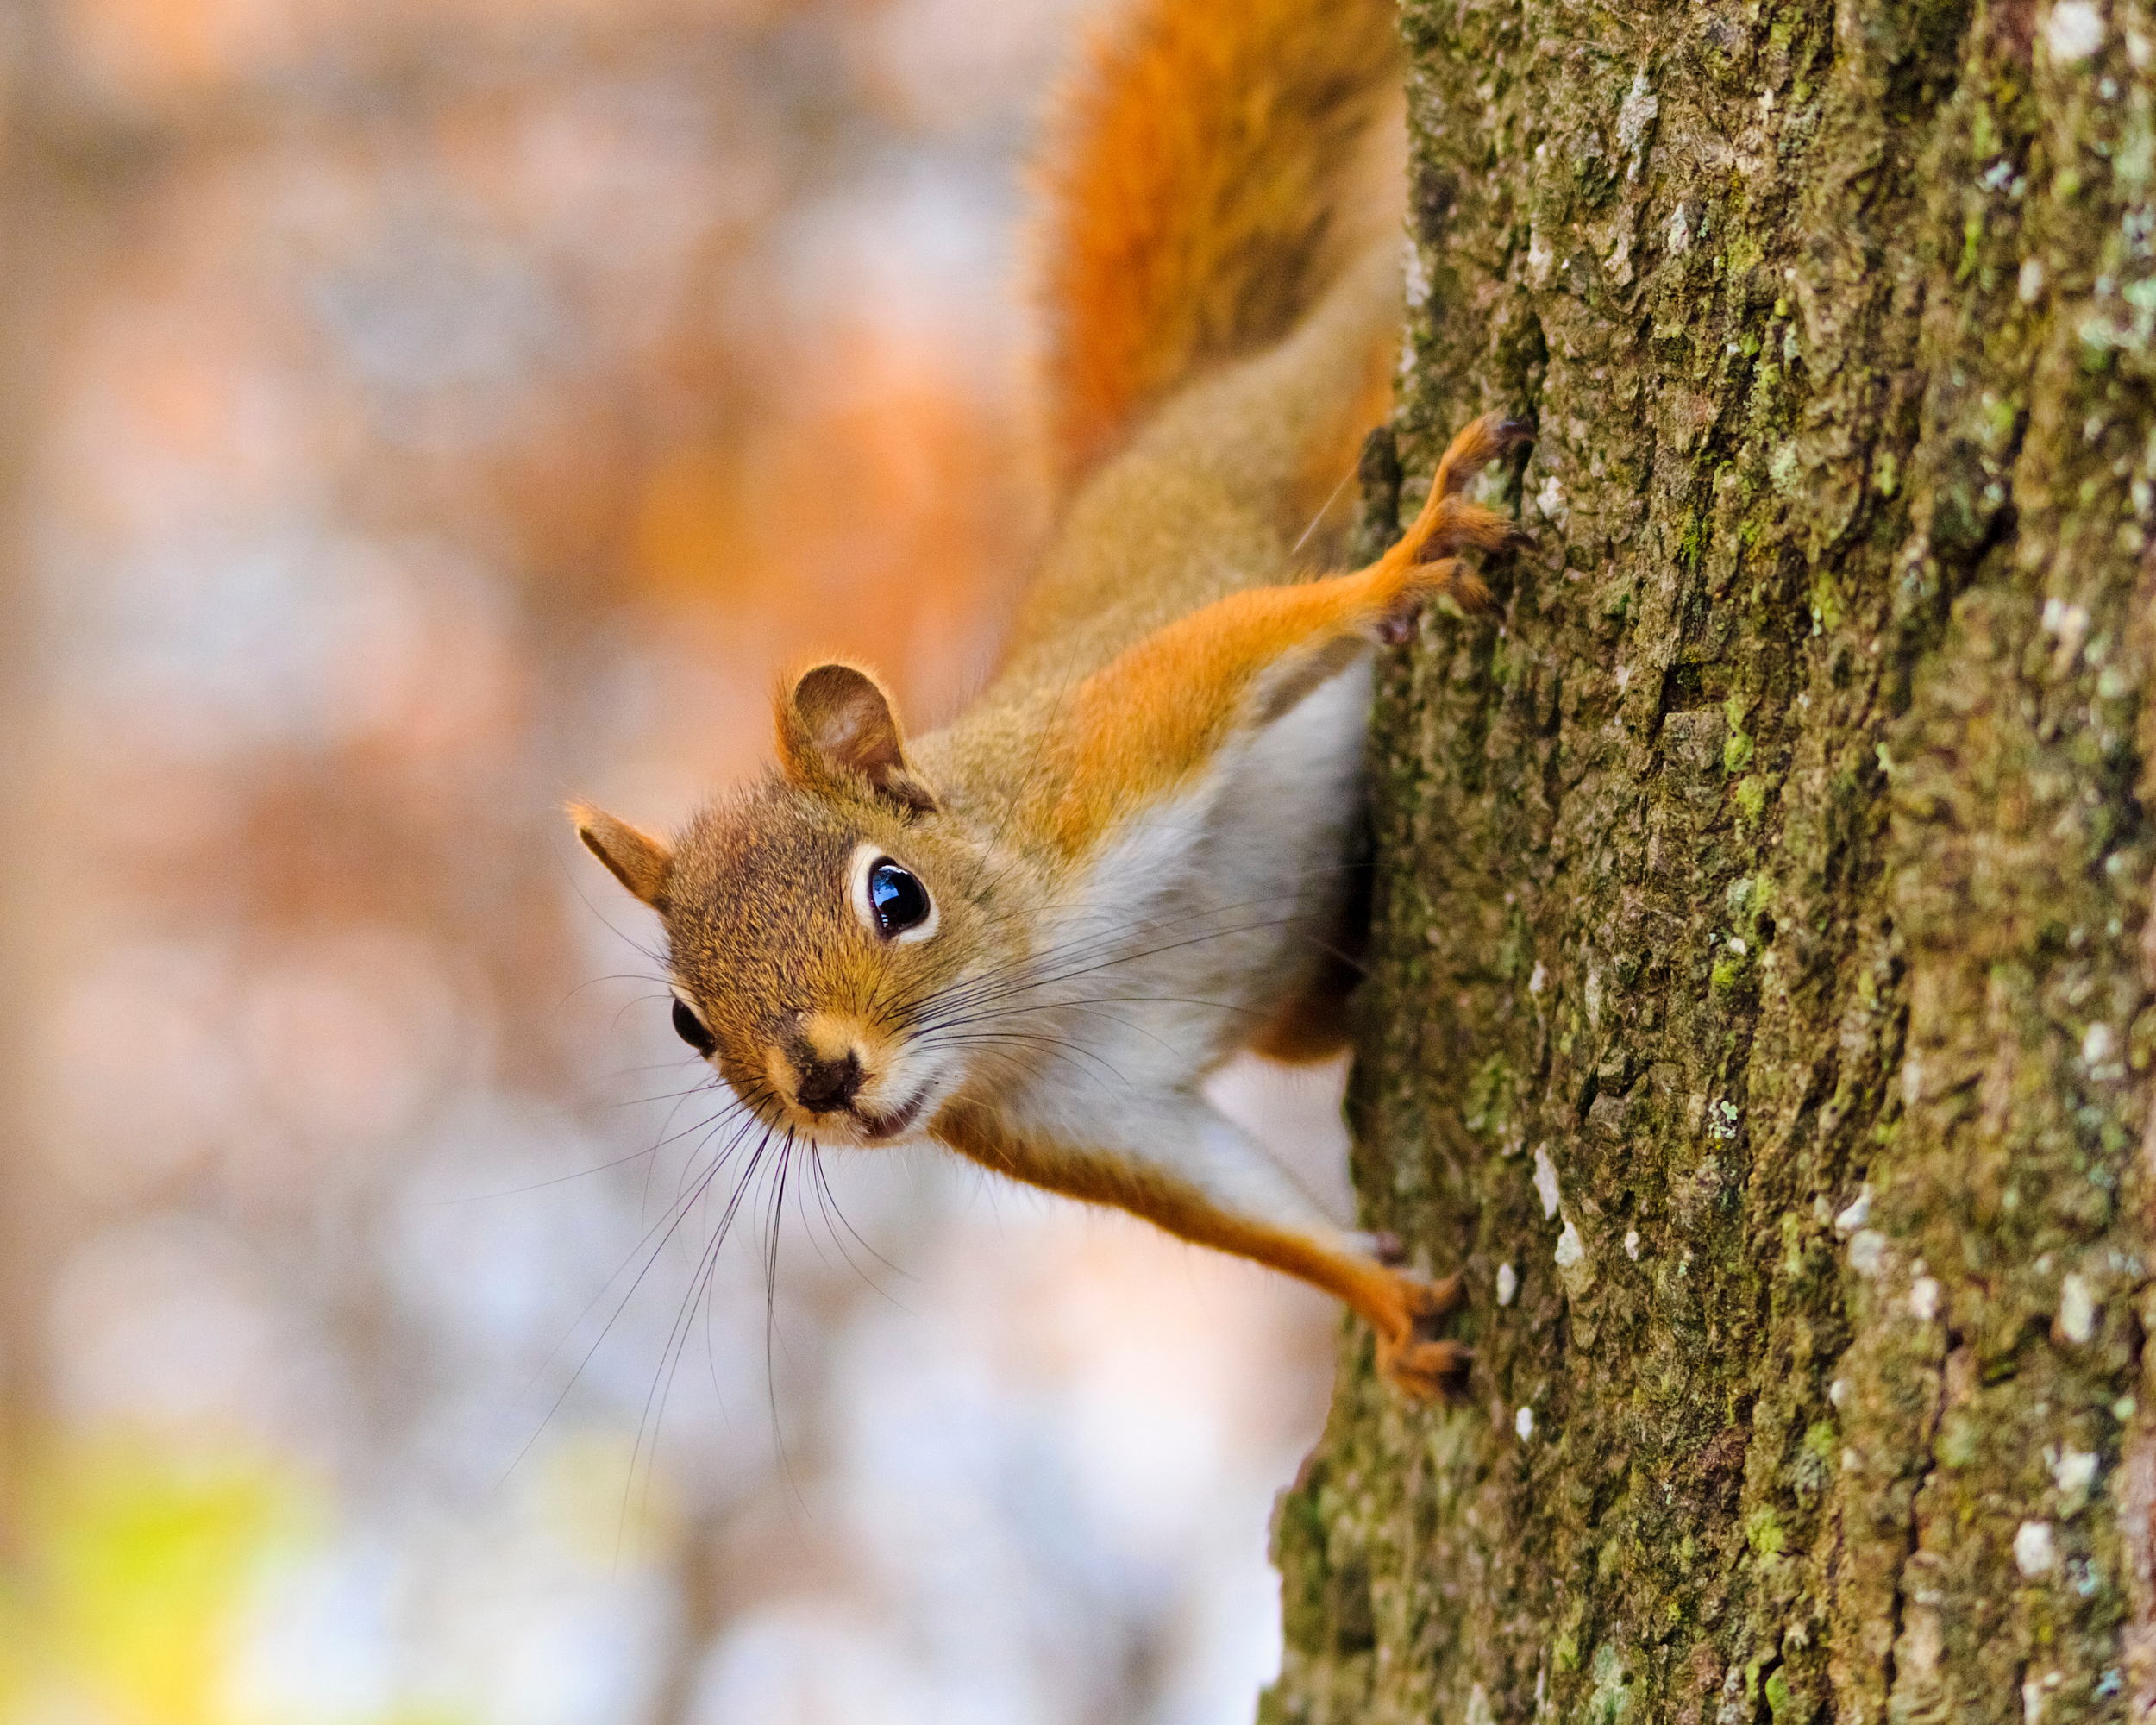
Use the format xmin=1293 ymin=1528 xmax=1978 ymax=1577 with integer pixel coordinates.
xmin=571 ymin=0 xmax=1526 ymax=1400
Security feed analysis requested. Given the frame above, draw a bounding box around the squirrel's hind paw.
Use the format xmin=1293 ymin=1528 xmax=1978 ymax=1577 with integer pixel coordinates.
xmin=1369 ymin=1269 xmax=1469 ymax=1401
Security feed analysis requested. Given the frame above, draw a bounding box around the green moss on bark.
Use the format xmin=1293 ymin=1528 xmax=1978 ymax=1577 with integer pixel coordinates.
xmin=1267 ymin=3 xmax=2156 ymax=1721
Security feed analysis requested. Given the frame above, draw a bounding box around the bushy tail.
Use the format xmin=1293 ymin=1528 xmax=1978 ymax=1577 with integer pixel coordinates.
xmin=1032 ymin=0 xmax=1402 ymax=498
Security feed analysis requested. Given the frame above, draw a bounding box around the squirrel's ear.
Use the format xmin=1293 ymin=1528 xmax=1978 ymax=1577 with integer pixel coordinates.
xmin=568 ymin=802 xmax=674 ymax=908
xmin=776 ymin=662 xmax=938 ymax=814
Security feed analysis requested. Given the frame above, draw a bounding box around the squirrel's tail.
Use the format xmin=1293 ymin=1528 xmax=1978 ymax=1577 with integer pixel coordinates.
xmin=1032 ymin=0 xmax=1403 ymax=499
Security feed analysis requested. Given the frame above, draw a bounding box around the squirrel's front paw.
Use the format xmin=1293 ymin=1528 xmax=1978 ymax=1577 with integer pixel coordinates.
xmin=1377 ymin=1335 xmax=1473 ymax=1402
xmin=1376 ymin=558 xmax=1492 ymax=643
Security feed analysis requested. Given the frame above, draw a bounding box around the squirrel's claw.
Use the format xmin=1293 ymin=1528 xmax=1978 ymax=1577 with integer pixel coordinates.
xmin=1379 ymin=1336 xmax=1475 ymax=1402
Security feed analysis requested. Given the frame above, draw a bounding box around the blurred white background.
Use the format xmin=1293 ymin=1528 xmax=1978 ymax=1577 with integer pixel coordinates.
xmin=0 ymin=1 xmax=1353 ymax=1719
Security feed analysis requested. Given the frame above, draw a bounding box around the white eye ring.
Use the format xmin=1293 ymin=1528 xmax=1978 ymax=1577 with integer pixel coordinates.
xmin=669 ymin=984 xmax=709 ymax=1028
xmin=667 ymin=984 xmax=718 ymax=1057
xmin=848 ymin=841 xmax=939 ymax=944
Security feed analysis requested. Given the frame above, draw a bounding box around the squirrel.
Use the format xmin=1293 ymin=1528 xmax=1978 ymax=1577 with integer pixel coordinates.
xmin=569 ymin=0 xmax=1526 ymax=1401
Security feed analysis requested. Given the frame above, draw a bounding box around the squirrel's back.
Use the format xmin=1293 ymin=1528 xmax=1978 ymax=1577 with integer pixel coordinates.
xmin=983 ymin=0 xmax=1407 ymax=709
xmin=1034 ymin=0 xmax=1406 ymax=495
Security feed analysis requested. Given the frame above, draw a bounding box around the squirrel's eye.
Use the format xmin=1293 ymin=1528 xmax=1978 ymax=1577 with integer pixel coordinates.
xmin=671 ymin=996 xmax=718 ymax=1057
xmin=866 ymin=860 xmax=931 ymax=937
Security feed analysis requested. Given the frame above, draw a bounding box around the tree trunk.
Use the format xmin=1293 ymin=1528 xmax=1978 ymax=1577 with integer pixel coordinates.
xmin=1267 ymin=3 xmax=2156 ymax=1721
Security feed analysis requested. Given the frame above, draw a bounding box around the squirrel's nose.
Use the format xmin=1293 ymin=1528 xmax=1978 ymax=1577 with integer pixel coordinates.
xmin=794 ymin=1050 xmax=864 ymax=1113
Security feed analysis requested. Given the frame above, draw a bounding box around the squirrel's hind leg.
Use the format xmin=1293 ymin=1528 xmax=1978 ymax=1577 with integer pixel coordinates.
xmin=1246 ymin=953 xmax=1357 ymax=1063
xmin=1246 ymin=858 xmax=1369 ymax=1063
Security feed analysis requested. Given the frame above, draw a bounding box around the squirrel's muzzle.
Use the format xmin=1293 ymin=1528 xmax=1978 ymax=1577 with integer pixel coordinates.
xmin=793 ymin=1048 xmax=864 ymax=1113
xmin=768 ymin=1012 xmax=927 ymax=1139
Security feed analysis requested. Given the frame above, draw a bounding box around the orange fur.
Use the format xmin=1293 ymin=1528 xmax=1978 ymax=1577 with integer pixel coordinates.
xmin=1034 ymin=0 xmax=1401 ymax=493
xmin=1286 ymin=350 xmax=1396 ymax=536
xmin=1036 ymin=413 xmax=1527 ymax=856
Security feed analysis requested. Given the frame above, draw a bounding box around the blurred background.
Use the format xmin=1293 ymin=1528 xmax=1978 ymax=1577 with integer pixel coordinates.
xmin=0 ymin=0 xmax=1357 ymax=1720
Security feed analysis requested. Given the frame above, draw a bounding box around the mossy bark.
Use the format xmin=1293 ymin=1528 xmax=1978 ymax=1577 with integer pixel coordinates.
xmin=1267 ymin=3 xmax=2156 ymax=1721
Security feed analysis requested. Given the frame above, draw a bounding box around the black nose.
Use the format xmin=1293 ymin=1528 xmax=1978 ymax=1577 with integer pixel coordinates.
xmin=794 ymin=1051 xmax=863 ymax=1113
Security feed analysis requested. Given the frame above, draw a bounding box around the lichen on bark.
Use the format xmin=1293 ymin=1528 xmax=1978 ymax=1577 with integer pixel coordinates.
xmin=1266 ymin=3 xmax=2156 ymax=1721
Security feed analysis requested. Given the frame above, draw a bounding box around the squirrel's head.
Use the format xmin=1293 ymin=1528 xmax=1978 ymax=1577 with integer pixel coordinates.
xmin=570 ymin=662 xmax=1014 ymax=1146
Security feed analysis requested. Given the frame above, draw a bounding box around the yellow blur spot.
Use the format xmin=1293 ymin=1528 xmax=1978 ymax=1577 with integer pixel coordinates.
xmin=1 ymin=1432 xmax=298 ymax=1725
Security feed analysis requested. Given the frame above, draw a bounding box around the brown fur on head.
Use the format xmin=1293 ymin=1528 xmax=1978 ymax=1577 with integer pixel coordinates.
xmin=573 ymin=662 xmax=1022 ymax=1145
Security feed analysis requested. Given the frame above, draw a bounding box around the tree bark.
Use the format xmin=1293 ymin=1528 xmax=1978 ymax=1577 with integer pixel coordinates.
xmin=1267 ymin=3 xmax=2156 ymax=1722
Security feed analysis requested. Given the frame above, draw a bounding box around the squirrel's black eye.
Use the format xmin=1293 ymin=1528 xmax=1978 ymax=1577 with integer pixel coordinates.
xmin=867 ymin=859 xmax=931 ymax=936
xmin=672 ymin=996 xmax=717 ymax=1056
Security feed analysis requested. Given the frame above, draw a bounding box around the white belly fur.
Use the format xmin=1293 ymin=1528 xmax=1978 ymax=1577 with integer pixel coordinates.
xmin=1001 ymin=653 xmax=1372 ymax=1157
